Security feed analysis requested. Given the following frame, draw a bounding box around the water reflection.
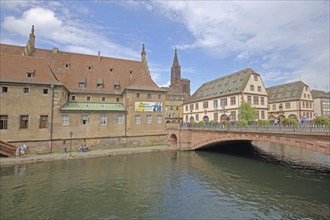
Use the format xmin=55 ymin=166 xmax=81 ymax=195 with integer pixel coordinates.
xmin=194 ymin=141 xmax=330 ymax=219
xmin=0 ymin=144 xmax=329 ymax=220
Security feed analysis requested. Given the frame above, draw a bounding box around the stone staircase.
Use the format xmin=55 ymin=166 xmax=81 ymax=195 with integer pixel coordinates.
xmin=0 ymin=140 xmax=17 ymax=157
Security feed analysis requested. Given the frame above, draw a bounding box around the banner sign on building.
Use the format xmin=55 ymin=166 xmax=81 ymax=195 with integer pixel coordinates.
xmin=135 ymin=102 xmax=162 ymax=112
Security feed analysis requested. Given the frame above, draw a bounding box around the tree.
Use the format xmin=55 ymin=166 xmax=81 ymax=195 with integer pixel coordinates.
xmin=238 ymin=101 xmax=257 ymax=122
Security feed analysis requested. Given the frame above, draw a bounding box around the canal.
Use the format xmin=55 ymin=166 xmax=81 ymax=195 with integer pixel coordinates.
xmin=0 ymin=142 xmax=329 ymax=220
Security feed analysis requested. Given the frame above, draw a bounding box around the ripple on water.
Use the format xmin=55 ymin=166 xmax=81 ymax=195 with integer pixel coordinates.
xmin=1 ymin=150 xmax=329 ymax=220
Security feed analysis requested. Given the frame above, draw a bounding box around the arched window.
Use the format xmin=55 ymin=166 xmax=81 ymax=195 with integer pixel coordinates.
xmin=203 ymin=116 xmax=209 ymax=124
xmin=220 ymin=114 xmax=228 ymax=121
xmin=288 ymin=114 xmax=297 ymax=119
xmin=189 ymin=117 xmax=195 ymax=123
xmin=278 ymin=115 xmax=285 ymax=121
xmin=268 ymin=115 xmax=276 ymax=121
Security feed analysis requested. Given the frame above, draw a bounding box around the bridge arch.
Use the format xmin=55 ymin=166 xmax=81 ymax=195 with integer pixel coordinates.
xmin=169 ymin=133 xmax=177 ymax=145
xmin=188 ymin=132 xmax=328 ymax=154
xmin=166 ymin=127 xmax=330 ymax=154
xmin=192 ymin=135 xmax=255 ymax=150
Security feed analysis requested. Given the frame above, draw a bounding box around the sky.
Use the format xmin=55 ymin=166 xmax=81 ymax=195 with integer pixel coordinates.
xmin=1 ymin=0 xmax=329 ymax=93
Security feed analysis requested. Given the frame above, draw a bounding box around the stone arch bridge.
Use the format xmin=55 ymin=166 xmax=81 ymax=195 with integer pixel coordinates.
xmin=167 ymin=125 xmax=330 ymax=154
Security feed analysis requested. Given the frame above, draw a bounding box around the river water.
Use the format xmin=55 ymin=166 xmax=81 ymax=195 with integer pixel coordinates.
xmin=0 ymin=141 xmax=329 ymax=220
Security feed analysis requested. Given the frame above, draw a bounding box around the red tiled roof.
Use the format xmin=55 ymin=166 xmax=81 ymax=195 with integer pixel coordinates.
xmin=0 ymin=54 xmax=61 ymax=86
xmin=0 ymin=44 xmax=161 ymax=93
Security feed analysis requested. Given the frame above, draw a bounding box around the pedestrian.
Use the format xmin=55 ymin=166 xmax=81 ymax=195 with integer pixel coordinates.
xmin=20 ymin=144 xmax=26 ymax=157
xmin=300 ymin=115 xmax=307 ymax=127
xmin=16 ymin=145 xmax=21 ymax=158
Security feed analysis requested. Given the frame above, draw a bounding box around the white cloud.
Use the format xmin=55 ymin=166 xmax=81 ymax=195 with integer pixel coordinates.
xmin=140 ymin=1 xmax=330 ymax=90
xmin=0 ymin=0 xmax=39 ymax=11
xmin=3 ymin=7 xmax=62 ymax=36
xmin=1 ymin=4 xmax=139 ymax=60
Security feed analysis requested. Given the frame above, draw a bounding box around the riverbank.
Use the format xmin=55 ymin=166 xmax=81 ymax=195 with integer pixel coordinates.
xmin=0 ymin=145 xmax=177 ymax=166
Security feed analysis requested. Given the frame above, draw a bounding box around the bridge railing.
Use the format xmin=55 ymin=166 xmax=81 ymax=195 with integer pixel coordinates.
xmin=179 ymin=124 xmax=330 ymax=133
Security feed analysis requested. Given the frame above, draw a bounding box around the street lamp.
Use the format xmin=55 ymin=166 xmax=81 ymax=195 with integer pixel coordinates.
xmin=69 ymin=131 xmax=73 ymax=157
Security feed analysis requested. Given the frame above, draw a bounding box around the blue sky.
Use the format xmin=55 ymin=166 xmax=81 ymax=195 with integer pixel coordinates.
xmin=1 ymin=0 xmax=329 ymax=93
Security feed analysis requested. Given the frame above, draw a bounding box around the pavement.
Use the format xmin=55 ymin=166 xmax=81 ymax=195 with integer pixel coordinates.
xmin=0 ymin=145 xmax=177 ymax=166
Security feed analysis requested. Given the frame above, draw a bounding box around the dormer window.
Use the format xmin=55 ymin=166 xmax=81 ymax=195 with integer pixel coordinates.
xmin=129 ymin=69 xmax=133 ymax=74
xmin=88 ymin=65 xmax=93 ymax=70
xmin=79 ymin=82 xmax=86 ymax=88
xmin=26 ymin=70 xmax=35 ymax=78
xmin=97 ymin=79 xmax=104 ymax=88
xmin=65 ymin=63 xmax=70 ymax=68
xmin=109 ymin=67 xmax=114 ymax=72
xmin=114 ymin=81 xmax=120 ymax=90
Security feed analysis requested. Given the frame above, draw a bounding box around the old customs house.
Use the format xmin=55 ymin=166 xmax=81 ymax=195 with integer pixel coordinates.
xmin=0 ymin=26 xmax=167 ymax=153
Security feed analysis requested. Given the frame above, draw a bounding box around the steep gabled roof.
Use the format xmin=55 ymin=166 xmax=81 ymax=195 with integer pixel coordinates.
xmin=266 ymin=81 xmax=307 ymax=103
xmin=1 ymin=43 xmax=162 ymax=93
xmin=0 ymin=54 xmax=61 ymax=86
xmin=311 ymin=90 xmax=330 ymax=99
xmin=185 ymin=68 xmax=258 ymax=103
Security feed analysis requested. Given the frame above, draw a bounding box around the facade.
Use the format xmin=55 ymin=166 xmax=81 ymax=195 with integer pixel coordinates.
xmin=164 ymin=49 xmax=190 ymax=123
xmin=164 ymin=88 xmax=185 ymax=123
xmin=311 ymin=90 xmax=330 ymax=117
xmin=266 ymin=81 xmax=314 ymax=121
xmin=0 ymin=26 xmax=167 ymax=153
xmin=183 ymin=68 xmax=268 ymax=123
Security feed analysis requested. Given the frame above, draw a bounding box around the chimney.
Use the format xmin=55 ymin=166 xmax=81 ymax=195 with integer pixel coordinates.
xmin=98 ymin=51 xmax=101 ymax=62
xmin=52 ymin=47 xmax=58 ymax=54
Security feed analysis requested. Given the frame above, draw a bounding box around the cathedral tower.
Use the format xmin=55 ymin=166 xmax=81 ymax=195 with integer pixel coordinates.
xmin=171 ymin=48 xmax=181 ymax=86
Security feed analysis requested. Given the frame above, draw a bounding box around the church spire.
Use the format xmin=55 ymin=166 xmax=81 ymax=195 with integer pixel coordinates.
xmin=141 ymin=43 xmax=151 ymax=77
xmin=173 ymin=47 xmax=180 ymax=67
xmin=171 ymin=47 xmax=181 ymax=86
xmin=141 ymin=43 xmax=146 ymax=58
xmin=22 ymin=25 xmax=35 ymax=56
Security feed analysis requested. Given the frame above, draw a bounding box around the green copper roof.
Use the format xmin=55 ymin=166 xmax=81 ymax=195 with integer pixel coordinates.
xmin=60 ymin=102 xmax=126 ymax=111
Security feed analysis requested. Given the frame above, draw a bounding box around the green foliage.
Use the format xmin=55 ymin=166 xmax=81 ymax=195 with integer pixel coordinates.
xmin=198 ymin=120 xmax=206 ymax=127
xmin=238 ymin=101 xmax=257 ymax=122
xmin=237 ymin=120 xmax=248 ymax=126
xmin=280 ymin=118 xmax=298 ymax=126
xmin=222 ymin=120 xmax=230 ymax=127
xmin=257 ymin=119 xmax=270 ymax=127
xmin=210 ymin=120 xmax=216 ymax=127
xmin=191 ymin=121 xmax=197 ymax=127
xmin=313 ymin=117 xmax=330 ymax=127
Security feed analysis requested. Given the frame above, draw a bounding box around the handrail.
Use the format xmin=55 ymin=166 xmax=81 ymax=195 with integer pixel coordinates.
xmin=179 ymin=124 xmax=330 ymax=133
